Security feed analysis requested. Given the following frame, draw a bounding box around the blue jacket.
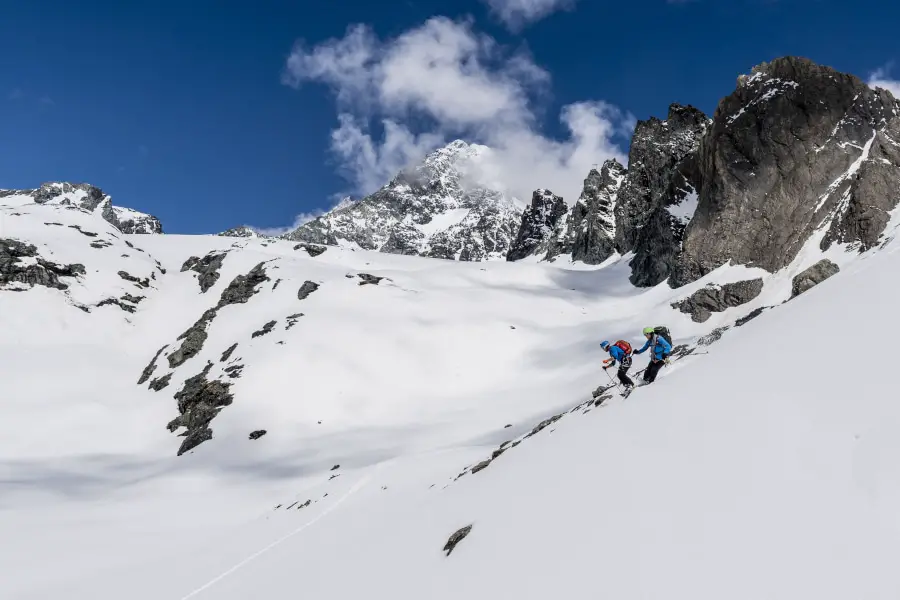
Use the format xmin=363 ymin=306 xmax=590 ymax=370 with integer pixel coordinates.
xmin=608 ymin=344 xmax=628 ymax=364
xmin=635 ymin=334 xmax=672 ymax=361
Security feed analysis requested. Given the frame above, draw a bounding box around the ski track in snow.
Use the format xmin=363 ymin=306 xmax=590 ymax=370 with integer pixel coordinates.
xmin=179 ymin=471 xmax=374 ymax=600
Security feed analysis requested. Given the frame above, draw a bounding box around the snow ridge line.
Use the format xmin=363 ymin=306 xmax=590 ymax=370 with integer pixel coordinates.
xmin=178 ymin=472 xmax=373 ymax=600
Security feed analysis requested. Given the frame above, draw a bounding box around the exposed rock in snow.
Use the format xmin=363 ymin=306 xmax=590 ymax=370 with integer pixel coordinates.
xmin=673 ymin=57 xmax=900 ymax=286
xmin=167 ymin=308 xmax=218 ymax=369
xmin=471 ymin=459 xmax=492 ymax=474
xmin=148 ymin=373 xmax=172 ymax=391
xmin=217 ymin=262 xmax=270 ymax=307
xmin=286 ymin=141 xmax=522 ymax=262
xmin=249 ymin=429 xmax=267 ymax=440
xmin=294 ymin=242 xmax=327 ymax=257
xmin=442 ymin=525 xmax=472 ymax=556
xmin=697 ymin=326 xmax=730 ymax=346
xmin=285 ymin=313 xmax=304 ymax=330
xmin=117 ymin=271 xmax=150 ymax=288
xmin=0 ymin=238 xmax=85 ymax=291
xmin=791 ymin=259 xmax=840 ymax=298
xmin=166 ymin=263 xmax=270 ymax=370
xmin=137 ymin=345 xmax=168 ymax=385
xmin=735 ymin=306 xmax=770 ymax=326
xmin=251 ymin=320 xmax=277 ymax=338
xmin=356 ymin=273 xmax=384 ymax=286
xmin=547 ymin=159 xmax=627 ymax=264
xmin=506 ymin=189 xmax=568 ymax=261
xmin=181 ymin=252 xmax=227 ymax=293
xmin=0 ymin=182 xmax=163 ymax=234
xmin=672 ymin=279 xmax=764 ymax=323
xmin=297 ymin=281 xmax=319 ymax=300
xmin=166 ymin=361 xmax=233 ymax=456
xmin=220 ymin=343 xmax=239 ymax=362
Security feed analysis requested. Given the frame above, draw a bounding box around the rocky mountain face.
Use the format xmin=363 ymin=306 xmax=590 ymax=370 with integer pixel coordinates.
xmin=615 ymin=104 xmax=710 ymax=286
xmin=506 ymin=105 xmax=708 ymax=275
xmin=285 ymin=141 xmax=522 ymax=261
xmin=545 ymin=159 xmax=627 ymax=264
xmin=671 ymin=57 xmax=900 ymax=286
xmin=506 ymin=190 xmax=567 ymax=261
xmin=507 ymin=57 xmax=900 ymax=291
xmin=0 ymin=182 xmax=163 ymax=234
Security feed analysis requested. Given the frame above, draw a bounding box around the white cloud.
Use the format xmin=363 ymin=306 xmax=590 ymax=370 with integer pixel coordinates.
xmin=251 ymin=211 xmax=325 ymax=237
xmin=282 ymin=24 xmax=378 ymax=107
xmin=481 ymin=0 xmax=576 ymax=30
xmin=283 ymin=16 xmax=630 ymax=209
xmin=330 ymin=114 xmax=445 ymax=193
xmin=868 ymin=66 xmax=900 ymax=99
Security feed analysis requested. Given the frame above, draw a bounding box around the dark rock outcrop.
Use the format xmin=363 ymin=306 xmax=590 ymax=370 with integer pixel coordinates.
xmin=224 ymin=364 xmax=243 ymax=379
xmin=294 ymin=242 xmax=327 ymax=257
xmin=167 ymin=362 xmax=233 ymax=456
xmin=298 ymin=281 xmax=319 ymax=300
xmin=96 ymin=297 xmax=137 ymax=313
xmin=673 ymin=57 xmax=900 ymax=286
xmin=148 ymin=373 xmax=172 ymax=391
xmin=443 ymin=525 xmax=473 ymax=556
xmin=526 ymin=413 xmax=563 ymax=438
xmin=285 ymin=313 xmax=304 ymax=330
xmin=137 ymin=345 xmax=168 ymax=385
xmin=165 ymin=265 xmax=271 ymax=369
xmin=67 ymin=225 xmax=98 ymax=237
xmin=251 ymin=320 xmax=277 ymax=338
xmin=357 ymin=273 xmax=384 ymax=286
xmin=735 ymin=306 xmax=770 ymax=326
xmin=672 ymin=278 xmax=764 ymax=322
xmin=791 ymin=259 xmax=840 ymax=298
xmin=548 ymin=160 xmax=627 ymax=264
xmin=471 ymin=459 xmax=492 ymax=474
xmin=181 ymin=252 xmax=227 ymax=293
xmin=117 ymin=271 xmax=150 ymax=288
xmin=507 ymin=190 xmax=568 ymax=261
xmin=615 ymin=104 xmax=709 ymax=286
xmin=220 ymin=343 xmax=238 ymax=362
xmin=217 ymin=262 xmax=270 ymax=308
xmin=0 ymin=238 xmax=85 ymax=290
xmin=167 ymin=309 xmax=217 ymax=368
xmin=249 ymin=429 xmax=267 ymax=440
xmin=698 ymin=326 xmax=730 ymax=346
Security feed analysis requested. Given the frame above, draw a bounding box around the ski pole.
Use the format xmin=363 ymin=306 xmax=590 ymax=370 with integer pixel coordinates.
xmin=604 ymin=366 xmax=623 ymax=392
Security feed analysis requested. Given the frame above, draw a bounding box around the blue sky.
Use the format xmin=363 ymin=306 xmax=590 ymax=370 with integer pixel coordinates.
xmin=2 ymin=0 xmax=899 ymax=234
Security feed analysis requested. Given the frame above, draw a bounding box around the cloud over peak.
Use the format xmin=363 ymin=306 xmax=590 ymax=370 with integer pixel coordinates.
xmin=868 ymin=66 xmax=900 ymax=99
xmin=283 ymin=17 xmax=630 ymax=209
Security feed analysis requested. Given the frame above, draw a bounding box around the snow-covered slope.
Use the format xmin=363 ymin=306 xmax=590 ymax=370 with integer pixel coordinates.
xmin=3 ymin=179 xmax=900 ymax=599
xmin=0 ymin=182 xmax=163 ymax=234
xmin=285 ymin=140 xmax=523 ymax=261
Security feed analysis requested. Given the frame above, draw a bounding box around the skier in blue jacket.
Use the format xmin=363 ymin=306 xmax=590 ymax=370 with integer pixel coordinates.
xmin=633 ymin=326 xmax=672 ymax=384
xmin=601 ymin=340 xmax=634 ymax=390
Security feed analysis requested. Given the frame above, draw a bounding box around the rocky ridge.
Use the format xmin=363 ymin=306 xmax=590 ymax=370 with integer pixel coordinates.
xmin=0 ymin=182 xmax=163 ymax=234
xmin=285 ymin=141 xmax=523 ymax=261
xmin=507 ymin=57 xmax=900 ymax=292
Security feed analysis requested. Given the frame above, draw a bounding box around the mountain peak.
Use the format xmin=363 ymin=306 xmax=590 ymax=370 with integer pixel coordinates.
xmin=0 ymin=181 xmax=163 ymax=234
xmin=285 ymin=139 xmax=521 ymax=261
